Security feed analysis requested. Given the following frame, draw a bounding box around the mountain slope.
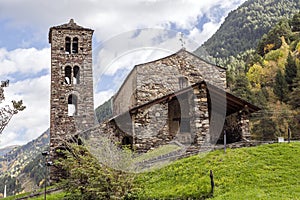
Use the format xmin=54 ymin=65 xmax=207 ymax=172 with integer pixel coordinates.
xmin=195 ymin=0 xmax=300 ymax=58
xmin=0 ymin=130 xmax=49 ymax=196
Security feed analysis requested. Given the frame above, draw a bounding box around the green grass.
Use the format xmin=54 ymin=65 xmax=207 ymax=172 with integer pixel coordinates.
xmin=135 ymin=142 xmax=300 ymax=199
xmin=4 ymin=143 xmax=300 ymax=199
xmin=29 ymin=192 xmax=66 ymax=200
xmin=133 ymin=144 xmax=182 ymax=163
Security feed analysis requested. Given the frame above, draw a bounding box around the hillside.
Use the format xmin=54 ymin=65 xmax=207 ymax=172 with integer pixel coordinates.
xmin=0 ymin=130 xmax=49 ymax=196
xmin=195 ymin=0 xmax=300 ymax=59
xmin=9 ymin=142 xmax=300 ymax=199
xmin=135 ymin=142 xmax=300 ymax=199
xmin=0 ymin=146 xmax=19 ymax=157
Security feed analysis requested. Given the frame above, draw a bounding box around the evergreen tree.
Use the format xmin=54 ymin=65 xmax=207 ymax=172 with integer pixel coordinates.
xmin=231 ymin=73 xmax=253 ymax=103
xmin=252 ymin=115 xmax=277 ymax=141
xmin=290 ymin=11 xmax=300 ymax=32
xmin=273 ymin=69 xmax=288 ymax=102
xmin=289 ymin=71 xmax=300 ymax=109
xmin=285 ymin=52 xmax=297 ymax=90
xmin=257 ymin=19 xmax=292 ymax=56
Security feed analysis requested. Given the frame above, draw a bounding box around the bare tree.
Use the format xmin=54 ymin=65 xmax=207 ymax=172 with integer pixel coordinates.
xmin=0 ymin=80 xmax=26 ymax=134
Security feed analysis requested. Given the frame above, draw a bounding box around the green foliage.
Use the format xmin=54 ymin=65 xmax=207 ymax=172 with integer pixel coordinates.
xmin=231 ymin=74 xmax=253 ymax=102
xmin=135 ymin=143 xmax=300 ymax=199
xmin=264 ymin=47 xmax=285 ymax=61
xmin=290 ymin=11 xmax=300 ymax=32
xmin=56 ymin=143 xmax=136 ymax=200
xmin=21 ymin=153 xmax=45 ymax=187
xmin=251 ymin=112 xmax=277 ymax=140
xmin=195 ymin=0 xmax=300 ymax=58
xmin=257 ymin=19 xmax=293 ymax=56
xmin=0 ymin=175 xmax=22 ymax=196
xmin=273 ymin=69 xmax=288 ymax=102
xmin=95 ymin=97 xmax=113 ymax=123
xmin=289 ymin=70 xmax=300 ymax=109
xmin=285 ymin=52 xmax=297 ymax=90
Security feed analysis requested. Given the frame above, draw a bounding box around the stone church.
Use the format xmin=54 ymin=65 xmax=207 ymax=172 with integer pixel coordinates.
xmin=94 ymin=49 xmax=260 ymax=153
xmin=48 ymin=20 xmax=259 ymax=179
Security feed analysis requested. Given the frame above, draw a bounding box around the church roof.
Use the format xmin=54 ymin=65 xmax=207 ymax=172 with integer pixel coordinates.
xmin=48 ymin=19 xmax=93 ymax=43
xmin=112 ymin=81 xmax=260 ymax=121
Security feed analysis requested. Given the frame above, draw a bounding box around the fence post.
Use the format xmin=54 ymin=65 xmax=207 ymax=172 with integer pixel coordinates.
xmin=210 ymin=170 xmax=214 ymax=195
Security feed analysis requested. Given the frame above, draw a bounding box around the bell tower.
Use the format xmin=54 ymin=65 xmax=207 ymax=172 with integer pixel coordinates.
xmin=48 ymin=19 xmax=95 ymax=181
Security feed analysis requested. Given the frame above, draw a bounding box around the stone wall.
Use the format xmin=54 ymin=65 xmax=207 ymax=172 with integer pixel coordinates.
xmin=191 ymin=84 xmax=210 ymax=146
xmin=49 ymin=20 xmax=95 ymax=181
xmin=113 ymin=49 xmax=226 ymax=116
xmin=135 ymin=49 xmax=226 ymax=106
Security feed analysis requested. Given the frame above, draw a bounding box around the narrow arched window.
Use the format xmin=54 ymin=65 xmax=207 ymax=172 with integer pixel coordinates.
xmin=72 ymin=37 xmax=78 ymax=54
xmin=68 ymin=94 xmax=78 ymax=116
xmin=73 ymin=66 xmax=80 ymax=84
xmin=65 ymin=37 xmax=71 ymax=54
xmin=65 ymin=66 xmax=72 ymax=84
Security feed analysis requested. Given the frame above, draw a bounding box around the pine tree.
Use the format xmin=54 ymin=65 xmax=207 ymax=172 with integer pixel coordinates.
xmin=289 ymin=71 xmax=300 ymax=109
xmin=273 ymin=69 xmax=288 ymax=102
xmin=231 ymin=73 xmax=253 ymax=102
xmin=290 ymin=11 xmax=300 ymax=32
xmin=285 ymin=52 xmax=297 ymax=90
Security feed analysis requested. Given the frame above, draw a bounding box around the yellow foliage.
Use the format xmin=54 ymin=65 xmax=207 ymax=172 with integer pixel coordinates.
xmin=296 ymin=41 xmax=300 ymax=52
xmin=264 ymin=43 xmax=275 ymax=54
xmin=247 ymin=64 xmax=264 ymax=89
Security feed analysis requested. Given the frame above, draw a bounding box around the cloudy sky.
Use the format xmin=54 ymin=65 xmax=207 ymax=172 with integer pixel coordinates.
xmin=0 ymin=0 xmax=247 ymax=148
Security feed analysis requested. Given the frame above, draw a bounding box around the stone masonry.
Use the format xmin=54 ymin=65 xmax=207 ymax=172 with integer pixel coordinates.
xmin=49 ymin=19 xmax=95 ymax=181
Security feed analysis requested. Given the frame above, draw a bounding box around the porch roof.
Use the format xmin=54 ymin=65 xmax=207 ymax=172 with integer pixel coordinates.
xmin=111 ymin=81 xmax=260 ymax=120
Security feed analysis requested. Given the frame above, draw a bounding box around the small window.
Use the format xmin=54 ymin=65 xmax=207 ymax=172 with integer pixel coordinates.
xmin=68 ymin=94 xmax=78 ymax=116
xmin=65 ymin=66 xmax=72 ymax=84
xmin=65 ymin=37 xmax=71 ymax=54
xmin=180 ymin=118 xmax=190 ymax=133
xmin=179 ymin=77 xmax=188 ymax=89
xmin=73 ymin=66 xmax=80 ymax=84
xmin=72 ymin=37 xmax=78 ymax=54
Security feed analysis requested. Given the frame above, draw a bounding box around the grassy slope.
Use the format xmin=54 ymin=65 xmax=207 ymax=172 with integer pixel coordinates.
xmin=3 ymin=143 xmax=299 ymax=199
xmin=135 ymin=143 xmax=300 ymax=199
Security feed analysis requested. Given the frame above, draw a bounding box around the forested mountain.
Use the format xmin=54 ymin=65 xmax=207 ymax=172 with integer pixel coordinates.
xmin=95 ymin=97 xmax=113 ymax=123
xmin=208 ymin=10 xmax=300 ymax=141
xmin=0 ymin=130 xmax=49 ymax=196
xmin=195 ymin=0 xmax=300 ymax=59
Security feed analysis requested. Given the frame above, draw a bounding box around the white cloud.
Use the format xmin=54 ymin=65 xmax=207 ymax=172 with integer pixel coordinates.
xmin=0 ymin=75 xmax=50 ymax=148
xmin=94 ymin=90 xmax=114 ymax=109
xmin=0 ymin=0 xmax=247 ymax=43
xmin=0 ymin=47 xmax=50 ymax=79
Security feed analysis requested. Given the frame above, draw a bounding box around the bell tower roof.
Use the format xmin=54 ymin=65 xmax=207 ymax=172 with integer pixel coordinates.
xmin=48 ymin=19 xmax=93 ymax=43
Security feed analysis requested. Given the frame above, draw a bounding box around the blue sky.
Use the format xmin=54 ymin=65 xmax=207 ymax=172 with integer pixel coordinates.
xmin=0 ymin=0 xmax=247 ymax=148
